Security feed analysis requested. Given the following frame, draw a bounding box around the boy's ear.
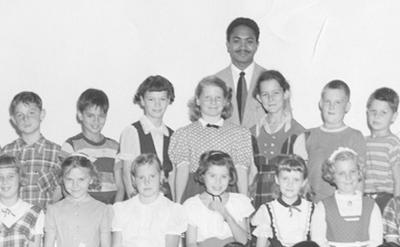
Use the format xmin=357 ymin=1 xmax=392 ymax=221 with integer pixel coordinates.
xmin=392 ymin=112 xmax=398 ymax=123
xmin=77 ymin=111 xmax=83 ymax=122
xmin=40 ymin=109 xmax=46 ymax=121
xmin=255 ymin=94 xmax=262 ymax=104
xmin=195 ymin=97 xmax=200 ymax=106
xmin=10 ymin=116 xmax=16 ymax=125
xmin=318 ymin=99 xmax=323 ymax=111
xmin=302 ymin=178 xmax=308 ymax=188
xmin=345 ymin=101 xmax=351 ymax=113
xmin=274 ymin=175 xmax=280 ymax=185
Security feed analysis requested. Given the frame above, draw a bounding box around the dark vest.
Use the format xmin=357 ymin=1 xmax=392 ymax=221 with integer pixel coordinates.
xmin=323 ymin=195 xmax=374 ymax=244
xmin=132 ymin=121 xmax=173 ymax=177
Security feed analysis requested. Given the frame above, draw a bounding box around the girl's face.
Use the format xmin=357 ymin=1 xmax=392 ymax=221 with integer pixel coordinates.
xmin=333 ymin=159 xmax=359 ymax=194
xmin=63 ymin=167 xmax=92 ymax=200
xmin=203 ymin=165 xmax=230 ymax=195
xmin=0 ymin=167 xmax=19 ymax=201
xmin=275 ymin=170 xmax=305 ymax=203
xmin=140 ymin=91 xmax=170 ymax=122
xmin=135 ymin=163 xmax=161 ymax=202
xmin=257 ymin=79 xmax=287 ymax=114
xmin=196 ymin=85 xmax=226 ymax=120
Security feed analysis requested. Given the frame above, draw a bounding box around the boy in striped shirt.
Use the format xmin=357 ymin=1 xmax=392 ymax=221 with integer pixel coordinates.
xmin=364 ymin=87 xmax=400 ymax=212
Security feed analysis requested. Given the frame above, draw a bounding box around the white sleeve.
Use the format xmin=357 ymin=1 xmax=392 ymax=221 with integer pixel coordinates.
xmin=111 ymin=202 xmax=123 ymax=232
xmin=61 ymin=141 xmax=74 ymax=154
xmin=251 ymin=205 xmax=273 ymax=238
xmin=166 ymin=203 xmax=188 ymax=235
xmin=311 ymin=202 xmax=329 ymax=247
xmin=33 ymin=210 xmax=45 ymax=235
xmin=368 ymin=203 xmax=383 ymax=246
xmin=293 ymin=133 xmax=308 ymax=161
xmin=117 ymin=126 xmax=141 ymax=161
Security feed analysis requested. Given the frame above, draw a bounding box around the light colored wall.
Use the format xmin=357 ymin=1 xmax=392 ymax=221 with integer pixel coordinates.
xmin=1 ymin=0 xmax=400 ymax=146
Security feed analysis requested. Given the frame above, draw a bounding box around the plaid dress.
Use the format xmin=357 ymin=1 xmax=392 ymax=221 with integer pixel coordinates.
xmin=0 ymin=205 xmax=41 ymax=247
xmin=1 ymin=136 xmax=62 ymax=210
xmin=250 ymin=117 xmax=305 ymax=209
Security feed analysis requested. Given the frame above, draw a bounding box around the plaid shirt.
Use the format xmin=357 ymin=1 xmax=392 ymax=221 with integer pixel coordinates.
xmin=1 ymin=136 xmax=61 ymax=210
xmin=383 ymin=196 xmax=400 ymax=239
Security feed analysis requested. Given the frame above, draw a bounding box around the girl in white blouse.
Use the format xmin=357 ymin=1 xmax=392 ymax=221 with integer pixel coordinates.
xmin=184 ymin=150 xmax=254 ymax=247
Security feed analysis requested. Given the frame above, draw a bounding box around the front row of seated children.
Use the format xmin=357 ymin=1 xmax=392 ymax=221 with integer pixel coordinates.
xmin=6 ymin=148 xmax=400 ymax=247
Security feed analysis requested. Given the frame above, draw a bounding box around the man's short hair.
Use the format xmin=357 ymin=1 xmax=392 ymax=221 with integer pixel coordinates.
xmin=226 ymin=17 xmax=260 ymax=42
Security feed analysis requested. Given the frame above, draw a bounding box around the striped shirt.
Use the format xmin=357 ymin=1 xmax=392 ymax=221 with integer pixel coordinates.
xmin=364 ymin=134 xmax=400 ymax=194
xmin=1 ymin=136 xmax=61 ymax=210
xmin=62 ymin=133 xmax=119 ymax=204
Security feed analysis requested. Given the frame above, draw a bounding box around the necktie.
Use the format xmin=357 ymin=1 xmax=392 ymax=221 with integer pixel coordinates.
xmin=237 ymin=71 xmax=247 ymax=123
xmin=206 ymin=123 xmax=219 ymax=129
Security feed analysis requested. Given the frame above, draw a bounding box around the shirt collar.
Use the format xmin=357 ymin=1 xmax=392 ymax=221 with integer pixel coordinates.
xmin=16 ymin=135 xmax=46 ymax=154
xmin=0 ymin=199 xmax=26 ymax=218
xmin=255 ymin=112 xmax=292 ymax=136
xmin=231 ymin=62 xmax=255 ymax=76
xmin=320 ymin=125 xmax=348 ymax=133
xmin=199 ymin=118 xmax=224 ymax=128
xmin=140 ymin=115 xmax=170 ymax=136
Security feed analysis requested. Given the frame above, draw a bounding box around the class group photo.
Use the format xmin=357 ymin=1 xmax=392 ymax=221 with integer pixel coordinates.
xmin=1 ymin=1 xmax=400 ymax=247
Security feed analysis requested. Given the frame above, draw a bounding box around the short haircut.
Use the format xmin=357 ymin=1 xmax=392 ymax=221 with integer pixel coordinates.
xmin=133 ymin=75 xmax=175 ymax=106
xmin=367 ymin=87 xmax=399 ymax=112
xmin=321 ymin=80 xmax=351 ymax=100
xmin=61 ymin=154 xmax=100 ymax=191
xmin=77 ymin=88 xmax=109 ymax=113
xmin=130 ymin=153 xmax=162 ymax=177
xmin=292 ymin=241 xmax=320 ymax=247
xmin=226 ymin=17 xmax=260 ymax=42
xmin=188 ymin=76 xmax=233 ymax=122
xmin=194 ymin=150 xmax=238 ymax=187
xmin=322 ymin=148 xmax=362 ymax=187
xmin=0 ymin=155 xmax=28 ymax=186
xmin=273 ymin=154 xmax=308 ymax=179
xmin=252 ymin=70 xmax=291 ymax=98
xmin=223 ymin=242 xmax=246 ymax=247
xmin=9 ymin=91 xmax=43 ymax=115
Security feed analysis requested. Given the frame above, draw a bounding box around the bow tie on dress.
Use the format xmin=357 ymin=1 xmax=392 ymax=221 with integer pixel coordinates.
xmin=1 ymin=208 xmax=16 ymax=217
xmin=206 ymin=123 xmax=220 ymax=129
xmin=205 ymin=190 xmax=223 ymax=202
xmin=277 ymin=196 xmax=301 ymax=217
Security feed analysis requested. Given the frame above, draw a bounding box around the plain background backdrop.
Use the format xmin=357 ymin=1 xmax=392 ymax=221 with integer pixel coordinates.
xmin=1 ymin=0 xmax=400 ymax=145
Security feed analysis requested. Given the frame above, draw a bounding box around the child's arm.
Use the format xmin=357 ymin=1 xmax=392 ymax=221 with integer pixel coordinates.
xmin=114 ymin=159 xmax=125 ymax=202
xmin=186 ymin=224 xmax=199 ymax=247
xmin=29 ymin=235 xmax=42 ymax=247
xmin=100 ymin=230 xmax=111 ymax=247
xmin=392 ymin=163 xmax=400 ymax=197
xmin=369 ymin=202 xmax=383 ymax=246
xmin=256 ymin=237 xmax=268 ymax=247
xmin=175 ymin=162 xmax=189 ymax=203
xmin=210 ymin=200 xmax=248 ymax=244
xmin=310 ymin=202 xmax=329 ymax=247
xmin=165 ymin=234 xmax=181 ymax=247
xmin=168 ymin=167 xmax=176 ymax=201
xmin=44 ymin=231 xmax=56 ymax=247
xmin=236 ymin=167 xmax=248 ymax=195
xmin=122 ymin=160 xmax=136 ymax=198
xmin=112 ymin=231 xmax=123 ymax=247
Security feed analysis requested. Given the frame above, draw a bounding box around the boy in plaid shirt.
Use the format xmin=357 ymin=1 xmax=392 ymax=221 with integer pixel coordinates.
xmin=1 ymin=91 xmax=62 ymax=210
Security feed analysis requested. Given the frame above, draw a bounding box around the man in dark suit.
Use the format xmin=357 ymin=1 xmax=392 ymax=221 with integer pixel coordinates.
xmin=216 ymin=17 xmax=266 ymax=129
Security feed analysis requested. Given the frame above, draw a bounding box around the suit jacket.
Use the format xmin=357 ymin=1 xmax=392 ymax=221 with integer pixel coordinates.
xmin=215 ymin=63 xmax=266 ymax=129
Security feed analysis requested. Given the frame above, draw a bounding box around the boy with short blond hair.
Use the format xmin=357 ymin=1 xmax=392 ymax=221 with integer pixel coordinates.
xmin=1 ymin=91 xmax=62 ymax=210
xmin=364 ymin=87 xmax=400 ymax=212
xmin=294 ymin=80 xmax=366 ymax=202
xmin=62 ymin=88 xmax=124 ymax=204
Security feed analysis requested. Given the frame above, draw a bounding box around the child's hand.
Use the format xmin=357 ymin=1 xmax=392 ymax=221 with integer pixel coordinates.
xmin=208 ymin=200 xmax=229 ymax=219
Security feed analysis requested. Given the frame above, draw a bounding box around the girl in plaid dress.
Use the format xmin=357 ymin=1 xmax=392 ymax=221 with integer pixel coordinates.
xmin=0 ymin=155 xmax=44 ymax=247
xmin=250 ymin=70 xmax=305 ymax=208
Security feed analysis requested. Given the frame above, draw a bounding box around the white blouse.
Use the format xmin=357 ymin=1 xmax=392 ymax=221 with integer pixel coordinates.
xmin=183 ymin=193 xmax=254 ymax=242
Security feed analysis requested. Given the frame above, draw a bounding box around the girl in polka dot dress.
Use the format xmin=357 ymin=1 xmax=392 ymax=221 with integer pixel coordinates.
xmin=250 ymin=70 xmax=305 ymax=208
xmin=44 ymin=155 xmax=112 ymax=247
xmin=169 ymin=76 xmax=254 ymax=203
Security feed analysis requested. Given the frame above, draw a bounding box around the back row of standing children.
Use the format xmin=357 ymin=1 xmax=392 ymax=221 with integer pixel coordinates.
xmin=1 ymin=18 xmax=400 ymax=247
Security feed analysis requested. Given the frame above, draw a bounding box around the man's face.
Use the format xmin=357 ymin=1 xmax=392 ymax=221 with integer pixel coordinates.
xmin=226 ymin=25 xmax=258 ymax=69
